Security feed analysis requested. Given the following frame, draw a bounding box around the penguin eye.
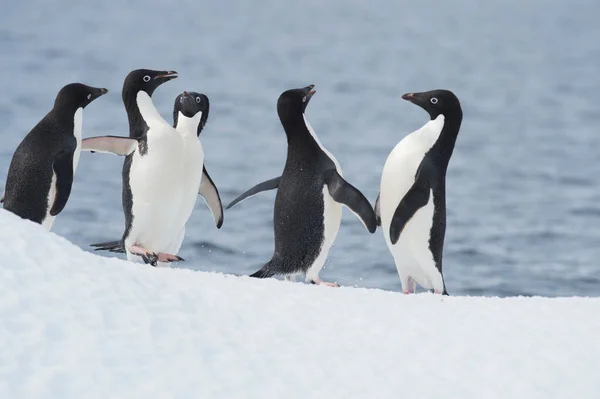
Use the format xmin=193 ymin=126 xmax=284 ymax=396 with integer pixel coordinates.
xmin=196 ymin=96 xmax=201 ymax=104
xmin=430 ymin=97 xmax=438 ymax=105
xmin=87 ymin=94 xmax=91 ymax=100
xmin=143 ymin=75 xmax=151 ymax=83
xmin=302 ymin=96 xmax=306 ymax=103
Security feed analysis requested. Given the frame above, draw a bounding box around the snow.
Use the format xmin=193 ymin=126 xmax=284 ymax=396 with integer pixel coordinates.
xmin=0 ymin=209 xmax=599 ymax=399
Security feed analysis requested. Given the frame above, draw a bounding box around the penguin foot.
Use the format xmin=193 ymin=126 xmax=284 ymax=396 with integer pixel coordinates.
xmin=157 ymin=252 xmax=184 ymax=263
xmin=129 ymin=245 xmax=159 ymax=266
xmin=310 ymin=278 xmax=340 ymax=287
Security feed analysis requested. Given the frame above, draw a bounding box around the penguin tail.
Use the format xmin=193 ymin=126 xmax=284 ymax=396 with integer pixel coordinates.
xmin=249 ymin=260 xmax=278 ymax=279
xmin=90 ymin=240 xmax=126 ymax=254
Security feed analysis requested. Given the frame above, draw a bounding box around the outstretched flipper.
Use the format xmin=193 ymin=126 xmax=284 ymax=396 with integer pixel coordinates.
xmin=374 ymin=192 xmax=381 ymax=227
xmin=82 ymin=136 xmax=139 ymax=156
xmin=49 ymin=148 xmax=75 ymax=216
xmin=324 ymin=169 xmax=377 ymax=233
xmin=389 ymin=162 xmax=432 ymax=245
xmin=90 ymin=240 xmax=126 ymax=253
xmin=199 ymin=166 xmax=224 ymax=228
xmin=226 ymin=176 xmax=281 ymax=210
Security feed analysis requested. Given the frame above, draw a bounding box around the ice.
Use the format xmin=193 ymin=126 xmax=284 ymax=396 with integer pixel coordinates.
xmin=0 ymin=209 xmax=599 ymax=398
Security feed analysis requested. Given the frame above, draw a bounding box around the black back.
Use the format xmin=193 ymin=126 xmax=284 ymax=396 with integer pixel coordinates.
xmin=120 ymin=69 xmax=177 ymax=242
xmin=264 ymin=85 xmax=338 ymax=275
xmin=403 ymin=89 xmax=463 ymax=278
xmin=172 ymin=91 xmax=209 ymax=135
xmin=3 ymin=83 xmax=107 ymax=223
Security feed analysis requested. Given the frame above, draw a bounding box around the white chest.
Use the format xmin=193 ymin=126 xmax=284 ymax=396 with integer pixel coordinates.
xmin=304 ymin=115 xmax=342 ymax=175
xmin=379 ymin=115 xmax=445 ymax=234
xmin=72 ymin=107 xmax=83 ymax=171
xmin=174 ymin=112 xmax=206 ymax=224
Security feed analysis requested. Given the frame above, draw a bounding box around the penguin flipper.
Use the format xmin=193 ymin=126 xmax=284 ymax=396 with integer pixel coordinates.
xmin=374 ymin=192 xmax=381 ymax=227
xmin=81 ymin=136 xmax=139 ymax=156
xmin=389 ymin=169 xmax=431 ymax=245
xmin=324 ymin=169 xmax=377 ymax=233
xmin=199 ymin=165 xmax=224 ymax=228
xmin=90 ymin=240 xmax=126 ymax=253
xmin=49 ymin=148 xmax=75 ymax=216
xmin=225 ymin=176 xmax=281 ymax=210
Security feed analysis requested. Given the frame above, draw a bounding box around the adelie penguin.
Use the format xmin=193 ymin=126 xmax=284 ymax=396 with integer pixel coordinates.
xmin=376 ymin=89 xmax=463 ymax=295
xmin=2 ymin=83 xmax=114 ymax=230
xmin=169 ymin=90 xmax=223 ymax=250
xmin=91 ymin=90 xmax=224 ymax=259
xmin=227 ymin=85 xmax=377 ymax=286
xmin=90 ymin=69 xmax=188 ymax=267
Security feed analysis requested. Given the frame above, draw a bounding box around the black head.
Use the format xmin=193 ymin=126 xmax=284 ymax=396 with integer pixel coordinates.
xmin=53 ymin=83 xmax=108 ymax=111
xmin=277 ymin=84 xmax=316 ymax=123
xmin=173 ymin=91 xmax=210 ymax=136
xmin=122 ymin=69 xmax=178 ymax=100
xmin=402 ymin=89 xmax=462 ymax=120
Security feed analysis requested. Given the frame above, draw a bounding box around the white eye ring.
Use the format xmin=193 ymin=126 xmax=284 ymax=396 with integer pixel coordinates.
xmin=302 ymin=96 xmax=306 ymax=103
xmin=196 ymin=96 xmax=201 ymax=104
xmin=87 ymin=94 xmax=91 ymax=100
xmin=430 ymin=97 xmax=438 ymax=104
xmin=143 ymin=75 xmax=151 ymax=82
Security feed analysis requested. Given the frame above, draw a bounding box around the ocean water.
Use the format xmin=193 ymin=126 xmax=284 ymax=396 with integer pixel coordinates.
xmin=1 ymin=0 xmax=599 ymax=297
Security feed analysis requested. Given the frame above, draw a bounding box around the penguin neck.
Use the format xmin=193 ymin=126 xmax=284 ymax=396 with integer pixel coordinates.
xmin=429 ymin=110 xmax=463 ymax=168
xmin=283 ymin=114 xmax=342 ymax=170
xmin=51 ymin=102 xmax=81 ymax=125
xmin=175 ymin=111 xmax=203 ymax=139
xmin=283 ymin=114 xmax=318 ymax=148
xmin=122 ymin=90 xmax=161 ymax=138
xmin=135 ymin=91 xmax=163 ymax=123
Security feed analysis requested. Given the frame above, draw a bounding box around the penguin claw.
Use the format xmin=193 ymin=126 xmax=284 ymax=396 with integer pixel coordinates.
xmin=156 ymin=252 xmax=185 ymax=263
xmin=310 ymin=278 xmax=340 ymax=287
xmin=129 ymin=245 xmax=158 ymax=266
xmin=141 ymin=253 xmax=158 ymax=266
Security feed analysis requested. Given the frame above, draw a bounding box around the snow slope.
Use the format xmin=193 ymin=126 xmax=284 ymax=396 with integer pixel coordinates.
xmin=0 ymin=209 xmax=599 ymax=399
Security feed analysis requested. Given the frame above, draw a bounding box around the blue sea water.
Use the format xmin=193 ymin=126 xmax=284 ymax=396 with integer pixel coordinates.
xmin=1 ymin=0 xmax=599 ymax=296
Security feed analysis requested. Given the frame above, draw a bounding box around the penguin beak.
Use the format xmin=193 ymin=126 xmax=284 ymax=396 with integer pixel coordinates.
xmin=402 ymin=92 xmax=426 ymax=107
xmin=305 ymin=84 xmax=316 ymax=99
xmin=99 ymin=88 xmax=108 ymax=95
xmin=402 ymin=92 xmax=417 ymax=101
xmin=155 ymin=71 xmax=178 ymax=82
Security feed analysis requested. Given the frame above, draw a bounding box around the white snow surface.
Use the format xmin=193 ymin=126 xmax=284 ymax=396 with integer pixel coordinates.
xmin=1 ymin=209 xmax=599 ymax=399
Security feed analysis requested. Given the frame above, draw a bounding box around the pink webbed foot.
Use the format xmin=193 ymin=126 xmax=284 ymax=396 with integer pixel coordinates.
xmin=310 ymin=278 xmax=340 ymax=287
xmin=157 ymin=252 xmax=185 ymax=263
xmin=402 ymin=276 xmax=416 ymax=294
xmin=129 ymin=245 xmax=158 ymax=266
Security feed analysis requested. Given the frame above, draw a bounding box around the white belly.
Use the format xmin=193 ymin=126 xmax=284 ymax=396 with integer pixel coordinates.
xmin=72 ymin=107 xmax=83 ymax=171
xmin=42 ymin=173 xmax=57 ymax=231
xmin=304 ymin=187 xmax=343 ymax=282
xmin=176 ymin=139 xmax=204 ymax=230
xmin=41 ymin=108 xmax=84 ymax=232
xmin=125 ymin=129 xmax=186 ymax=253
xmin=379 ymin=116 xmax=445 ymax=292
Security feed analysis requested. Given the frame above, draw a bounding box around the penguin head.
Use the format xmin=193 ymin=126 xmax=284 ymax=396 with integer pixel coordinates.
xmin=122 ymin=69 xmax=178 ymax=98
xmin=53 ymin=83 xmax=108 ymax=111
xmin=277 ymin=84 xmax=316 ymax=123
xmin=173 ymin=91 xmax=210 ymax=136
xmin=402 ymin=89 xmax=462 ymax=120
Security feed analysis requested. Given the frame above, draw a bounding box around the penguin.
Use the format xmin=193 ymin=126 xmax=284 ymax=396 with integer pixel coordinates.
xmin=377 ymin=89 xmax=463 ymax=295
xmin=226 ymin=84 xmax=377 ymax=286
xmin=168 ymin=90 xmax=223 ymax=255
xmin=90 ymin=69 xmax=186 ymax=267
xmin=90 ymin=90 xmax=224 ymax=258
xmin=2 ymin=83 xmax=109 ymax=230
